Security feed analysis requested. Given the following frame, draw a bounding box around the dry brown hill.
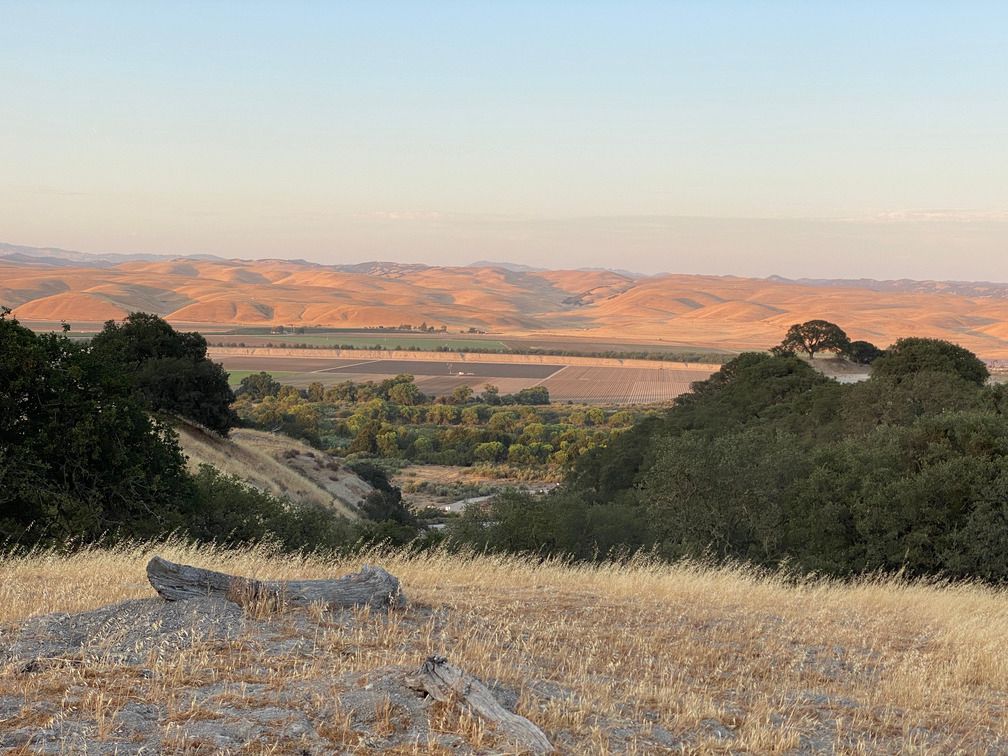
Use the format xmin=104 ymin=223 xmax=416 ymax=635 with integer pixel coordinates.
xmin=174 ymin=423 xmax=370 ymax=518
xmin=4 ymin=255 xmax=1008 ymax=358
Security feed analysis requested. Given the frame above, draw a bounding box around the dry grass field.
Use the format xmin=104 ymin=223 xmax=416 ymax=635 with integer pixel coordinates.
xmin=2 ymin=543 xmax=1006 ymax=753
xmin=175 ymin=423 xmax=371 ymax=517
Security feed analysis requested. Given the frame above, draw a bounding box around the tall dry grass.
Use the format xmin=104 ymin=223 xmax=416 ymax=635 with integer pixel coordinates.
xmin=175 ymin=424 xmax=366 ymax=517
xmin=2 ymin=542 xmax=1007 ymax=752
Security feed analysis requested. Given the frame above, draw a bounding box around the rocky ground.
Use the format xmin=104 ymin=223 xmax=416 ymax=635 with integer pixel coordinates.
xmin=3 ymin=593 xmax=692 ymax=754
xmin=3 ymin=548 xmax=1006 ymax=754
xmin=2 ymin=597 xmax=535 ymax=754
xmin=0 ymin=593 xmax=866 ymax=754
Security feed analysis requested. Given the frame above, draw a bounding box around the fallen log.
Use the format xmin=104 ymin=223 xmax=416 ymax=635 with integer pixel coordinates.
xmin=146 ymin=556 xmax=405 ymax=610
xmin=407 ymin=655 xmax=554 ymax=754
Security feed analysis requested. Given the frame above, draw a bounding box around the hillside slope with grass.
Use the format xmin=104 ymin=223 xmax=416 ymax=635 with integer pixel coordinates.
xmin=1 ymin=544 xmax=1006 ymax=753
xmin=175 ymin=423 xmax=370 ymax=519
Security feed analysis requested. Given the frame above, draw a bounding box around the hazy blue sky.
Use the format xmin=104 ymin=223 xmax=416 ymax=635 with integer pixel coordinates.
xmin=2 ymin=1 xmax=1006 ymax=278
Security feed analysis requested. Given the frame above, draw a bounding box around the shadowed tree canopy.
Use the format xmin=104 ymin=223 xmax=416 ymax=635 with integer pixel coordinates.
xmin=238 ymin=371 xmax=282 ymax=401
xmin=450 ymin=336 xmax=1008 ymax=582
xmin=871 ymin=337 xmax=990 ymax=386
xmin=1 ymin=309 xmax=420 ymax=551
xmin=0 ymin=311 xmax=191 ymax=544
xmin=90 ymin=313 xmax=236 ymax=435
xmin=779 ymin=320 xmax=851 ymax=359
xmin=844 ymin=340 xmax=883 ymax=365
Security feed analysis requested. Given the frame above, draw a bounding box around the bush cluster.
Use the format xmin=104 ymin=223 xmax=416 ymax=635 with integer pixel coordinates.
xmin=450 ymin=341 xmax=1008 ymax=580
xmin=233 ymin=373 xmax=642 ymax=469
xmin=0 ymin=312 xmax=418 ymax=551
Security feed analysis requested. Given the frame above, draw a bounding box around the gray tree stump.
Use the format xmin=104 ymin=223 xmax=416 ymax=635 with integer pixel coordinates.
xmin=146 ymin=556 xmax=405 ymax=610
xmin=406 ymin=655 xmax=554 ymax=754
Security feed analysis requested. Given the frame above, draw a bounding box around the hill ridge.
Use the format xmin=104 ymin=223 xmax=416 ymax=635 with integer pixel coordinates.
xmin=4 ymin=242 xmax=1008 ymax=358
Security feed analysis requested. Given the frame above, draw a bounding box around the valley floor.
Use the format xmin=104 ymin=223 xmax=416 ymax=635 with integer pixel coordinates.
xmin=1 ymin=545 xmax=1006 ymax=753
xmin=210 ymin=347 xmax=720 ymax=405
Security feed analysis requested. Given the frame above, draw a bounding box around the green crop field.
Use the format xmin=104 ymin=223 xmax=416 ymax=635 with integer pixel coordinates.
xmin=214 ymin=333 xmax=510 ymax=351
xmin=502 ymin=337 xmax=732 ymax=355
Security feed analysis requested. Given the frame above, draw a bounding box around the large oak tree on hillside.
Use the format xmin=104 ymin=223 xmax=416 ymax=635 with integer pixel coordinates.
xmin=779 ymin=320 xmax=850 ymax=359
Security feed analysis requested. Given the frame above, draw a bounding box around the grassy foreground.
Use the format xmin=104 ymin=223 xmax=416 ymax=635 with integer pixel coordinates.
xmin=1 ymin=543 xmax=1007 ymax=753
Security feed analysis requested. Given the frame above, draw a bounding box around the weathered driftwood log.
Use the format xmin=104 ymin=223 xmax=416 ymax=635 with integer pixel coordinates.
xmin=406 ymin=655 xmax=553 ymax=754
xmin=146 ymin=556 xmax=405 ymax=610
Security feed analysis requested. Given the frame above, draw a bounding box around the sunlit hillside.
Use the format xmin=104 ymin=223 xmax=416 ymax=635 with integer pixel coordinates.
xmin=4 ymin=252 xmax=1008 ymax=358
xmin=175 ymin=423 xmax=371 ymax=519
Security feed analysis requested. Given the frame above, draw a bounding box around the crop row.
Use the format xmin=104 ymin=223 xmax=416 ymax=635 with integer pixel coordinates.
xmin=540 ymin=366 xmax=705 ymax=405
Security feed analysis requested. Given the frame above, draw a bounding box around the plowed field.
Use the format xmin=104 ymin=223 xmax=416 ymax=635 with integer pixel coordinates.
xmin=217 ymin=354 xmax=716 ymax=405
xmin=540 ymin=365 xmax=710 ymax=404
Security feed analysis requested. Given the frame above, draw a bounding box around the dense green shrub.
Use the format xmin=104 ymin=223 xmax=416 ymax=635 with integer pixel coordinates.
xmin=448 ymin=489 xmax=650 ymax=561
xmin=186 ymin=465 xmax=357 ymax=551
xmin=451 ymin=344 xmax=1008 ymax=581
xmin=238 ymin=371 xmax=282 ymax=400
xmin=872 ymin=337 xmax=990 ymax=386
xmin=1 ymin=314 xmax=191 ymax=545
xmin=844 ymin=339 xmax=883 ymax=365
xmin=90 ymin=313 xmax=236 ymax=434
xmin=1 ymin=312 xmax=404 ymax=553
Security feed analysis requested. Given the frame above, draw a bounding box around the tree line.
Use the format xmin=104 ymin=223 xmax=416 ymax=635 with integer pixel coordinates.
xmin=0 ymin=311 xmax=421 ymax=550
xmin=233 ymin=372 xmax=640 ymax=470
xmin=8 ymin=309 xmax=1008 ymax=581
xmin=449 ymin=330 xmax=1008 ymax=581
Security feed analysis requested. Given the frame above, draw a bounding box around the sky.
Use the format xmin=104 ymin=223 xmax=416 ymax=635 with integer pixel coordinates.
xmin=1 ymin=1 xmax=1006 ymax=279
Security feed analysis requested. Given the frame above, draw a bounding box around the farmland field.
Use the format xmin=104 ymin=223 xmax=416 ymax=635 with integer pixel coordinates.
xmin=218 ymin=356 xmax=364 ymax=372
xmin=501 ymin=336 xmax=732 ymax=355
xmin=209 ymin=327 xmax=715 ymax=356
xmin=217 ymin=353 xmax=716 ymax=405
xmin=540 ymin=365 xmax=705 ymax=404
xmin=211 ymin=332 xmax=510 ymax=350
xmin=24 ymin=321 xmax=734 ymax=361
xmin=205 ymin=331 xmax=733 ymax=360
xmin=317 ymin=359 xmax=562 ymax=379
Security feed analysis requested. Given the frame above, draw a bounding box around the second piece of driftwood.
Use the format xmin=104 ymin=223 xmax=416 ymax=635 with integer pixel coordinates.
xmin=407 ymin=655 xmax=554 ymax=754
xmin=146 ymin=556 xmax=405 ymax=610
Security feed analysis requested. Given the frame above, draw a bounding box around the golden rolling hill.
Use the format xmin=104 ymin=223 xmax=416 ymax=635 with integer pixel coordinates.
xmin=3 ymin=254 xmax=1008 ymax=358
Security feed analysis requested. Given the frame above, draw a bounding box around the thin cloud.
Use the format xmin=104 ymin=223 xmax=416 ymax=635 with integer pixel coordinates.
xmin=363 ymin=211 xmax=445 ymax=221
xmin=865 ymin=210 xmax=1008 ymax=223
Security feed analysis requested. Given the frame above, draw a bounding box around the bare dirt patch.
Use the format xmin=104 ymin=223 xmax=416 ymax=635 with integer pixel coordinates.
xmin=539 ymin=365 xmax=712 ymax=404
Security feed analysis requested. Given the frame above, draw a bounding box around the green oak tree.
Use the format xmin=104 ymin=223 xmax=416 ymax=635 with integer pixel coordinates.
xmin=778 ymin=319 xmax=851 ymax=359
